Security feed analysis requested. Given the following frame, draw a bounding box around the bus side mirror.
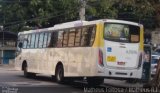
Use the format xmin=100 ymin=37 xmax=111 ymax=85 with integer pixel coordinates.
xmin=18 ymin=42 xmax=23 ymax=48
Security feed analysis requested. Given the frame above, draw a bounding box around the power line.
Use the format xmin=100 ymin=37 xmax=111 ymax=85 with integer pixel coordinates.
xmin=3 ymin=10 xmax=79 ymax=29
xmin=3 ymin=11 xmax=65 ymax=25
xmin=3 ymin=9 xmax=79 ymax=26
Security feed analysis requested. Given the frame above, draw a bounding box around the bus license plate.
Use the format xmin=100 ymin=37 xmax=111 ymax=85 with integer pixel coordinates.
xmin=107 ymin=56 xmax=116 ymax=62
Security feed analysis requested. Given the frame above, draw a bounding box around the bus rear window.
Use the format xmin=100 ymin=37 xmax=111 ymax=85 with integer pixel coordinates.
xmin=104 ymin=23 xmax=140 ymax=43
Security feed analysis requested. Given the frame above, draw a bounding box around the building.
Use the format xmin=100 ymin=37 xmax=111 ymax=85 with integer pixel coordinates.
xmin=0 ymin=31 xmax=17 ymax=64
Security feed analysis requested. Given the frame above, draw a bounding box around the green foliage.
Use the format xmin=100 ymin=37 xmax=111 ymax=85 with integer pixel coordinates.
xmin=87 ymin=0 xmax=118 ymax=19
xmin=0 ymin=0 xmax=159 ymax=32
xmin=113 ymin=0 xmax=156 ymax=29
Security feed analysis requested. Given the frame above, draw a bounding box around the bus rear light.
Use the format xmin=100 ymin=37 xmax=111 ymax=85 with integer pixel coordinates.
xmin=98 ymin=49 xmax=104 ymax=66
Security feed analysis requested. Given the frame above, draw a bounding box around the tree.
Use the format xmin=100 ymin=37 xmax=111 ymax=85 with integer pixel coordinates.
xmin=149 ymin=0 xmax=160 ymax=27
xmin=0 ymin=0 xmax=29 ymax=32
xmin=86 ymin=0 xmax=156 ymax=29
xmin=27 ymin=0 xmax=80 ymax=28
xmin=0 ymin=0 xmax=80 ymax=32
xmin=114 ymin=0 xmax=155 ymax=29
xmin=86 ymin=0 xmax=118 ymax=20
xmin=0 ymin=0 xmax=159 ymax=32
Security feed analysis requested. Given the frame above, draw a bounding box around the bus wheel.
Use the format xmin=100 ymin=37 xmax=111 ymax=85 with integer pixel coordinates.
xmin=24 ymin=66 xmax=29 ymax=77
xmin=24 ymin=66 xmax=35 ymax=78
xmin=87 ymin=77 xmax=104 ymax=86
xmin=55 ymin=65 xmax=64 ymax=83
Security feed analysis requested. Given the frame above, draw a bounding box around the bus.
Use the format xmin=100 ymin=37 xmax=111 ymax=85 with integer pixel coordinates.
xmin=15 ymin=19 xmax=145 ymax=85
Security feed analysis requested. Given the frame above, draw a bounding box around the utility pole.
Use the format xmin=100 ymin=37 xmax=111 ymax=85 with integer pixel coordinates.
xmin=79 ymin=0 xmax=86 ymax=21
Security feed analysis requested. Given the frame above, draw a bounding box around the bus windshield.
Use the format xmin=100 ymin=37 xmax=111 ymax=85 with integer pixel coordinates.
xmin=104 ymin=23 xmax=140 ymax=43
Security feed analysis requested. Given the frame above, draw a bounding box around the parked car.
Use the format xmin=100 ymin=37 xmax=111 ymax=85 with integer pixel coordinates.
xmin=151 ymin=53 xmax=160 ymax=76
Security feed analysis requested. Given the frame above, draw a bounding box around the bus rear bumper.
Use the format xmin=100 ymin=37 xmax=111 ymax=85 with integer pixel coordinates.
xmin=104 ymin=68 xmax=142 ymax=79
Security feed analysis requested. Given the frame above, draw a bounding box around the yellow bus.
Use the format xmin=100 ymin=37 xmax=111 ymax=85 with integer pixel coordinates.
xmin=15 ymin=19 xmax=145 ymax=85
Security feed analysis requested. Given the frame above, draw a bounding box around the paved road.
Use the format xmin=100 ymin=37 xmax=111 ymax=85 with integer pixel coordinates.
xmin=0 ymin=66 xmax=86 ymax=93
xmin=0 ymin=65 xmax=156 ymax=93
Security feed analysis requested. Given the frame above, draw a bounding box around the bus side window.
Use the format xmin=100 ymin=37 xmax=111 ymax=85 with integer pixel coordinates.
xmin=81 ymin=26 xmax=95 ymax=46
xmin=63 ymin=31 xmax=69 ymax=47
xmin=27 ymin=34 xmax=31 ymax=48
xmin=47 ymin=33 xmax=51 ymax=47
xmin=90 ymin=26 xmax=96 ymax=46
xmin=35 ymin=33 xmax=39 ymax=48
xmin=57 ymin=31 xmax=63 ymax=47
xmin=22 ymin=34 xmax=28 ymax=49
xmin=74 ymin=28 xmax=81 ymax=47
xmin=49 ymin=31 xmax=58 ymax=47
xmin=68 ymin=29 xmax=76 ymax=47
xmin=39 ymin=33 xmax=44 ymax=48
xmin=17 ymin=34 xmax=23 ymax=47
xmin=81 ymin=27 xmax=88 ymax=46
xmin=30 ymin=34 xmax=36 ymax=48
xmin=43 ymin=32 xmax=48 ymax=48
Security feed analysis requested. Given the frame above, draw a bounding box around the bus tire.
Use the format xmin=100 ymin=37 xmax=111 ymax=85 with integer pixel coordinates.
xmin=87 ymin=77 xmax=104 ymax=86
xmin=24 ymin=65 xmax=29 ymax=77
xmin=55 ymin=64 xmax=64 ymax=83
xmin=24 ymin=65 xmax=36 ymax=78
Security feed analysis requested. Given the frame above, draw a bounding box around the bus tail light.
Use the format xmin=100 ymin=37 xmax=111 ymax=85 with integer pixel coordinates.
xmin=98 ymin=49 xmax=104 ymax=66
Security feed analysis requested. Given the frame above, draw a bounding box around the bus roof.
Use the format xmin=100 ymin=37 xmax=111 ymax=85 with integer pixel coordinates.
xmin=103 ymin=19 xmax=140 ymax=26
xmin=19 ymin=19 xmax=141 ymax=34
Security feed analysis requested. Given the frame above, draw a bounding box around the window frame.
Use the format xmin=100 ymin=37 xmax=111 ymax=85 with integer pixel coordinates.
xmin=49 ymin=24 xmax=96 ymax=48
xmin=103 ymin=23 xmax=140 ymax=43
xmin=20 ymin=24 xmax=96 ymax=49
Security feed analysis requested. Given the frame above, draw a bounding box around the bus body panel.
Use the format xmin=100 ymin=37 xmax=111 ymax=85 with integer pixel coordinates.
xmin=15 ymin=19 xmax=145 ymax=81
xmin=15 ymin=47 xmax=105 ymax=77
xmin=104 ymin=67 xmax=143 ymax=79
xmin=104 ymin=41 xmax=140 ymax=68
